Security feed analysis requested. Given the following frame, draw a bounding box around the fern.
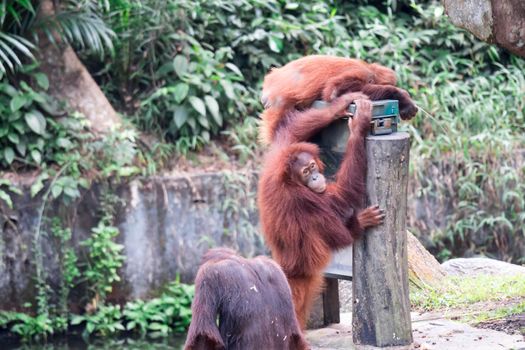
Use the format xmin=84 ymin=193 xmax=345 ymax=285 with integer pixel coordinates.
xmin=0 ymin=0 xmax=115 ymax=74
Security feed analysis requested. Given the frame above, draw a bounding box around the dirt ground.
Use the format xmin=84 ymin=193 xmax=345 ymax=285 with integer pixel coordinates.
xmin=476 ymin=312 xmax=525 ymax=337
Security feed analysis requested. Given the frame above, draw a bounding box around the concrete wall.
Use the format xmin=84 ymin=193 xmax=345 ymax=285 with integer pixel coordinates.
xmin=2 ymin=166 xmax=524 ymax=311
xmin=0 ymin=173 xmax=264 ymax=311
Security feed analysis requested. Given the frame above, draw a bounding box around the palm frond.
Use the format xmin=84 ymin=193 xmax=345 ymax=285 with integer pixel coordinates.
xmin=36 ymin=1 xmax=116 ymax=57
xmin=0 ymin=31 xmax=34 ymax=73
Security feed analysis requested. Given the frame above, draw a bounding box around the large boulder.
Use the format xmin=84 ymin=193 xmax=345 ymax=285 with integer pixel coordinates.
xmin=442 ymin=257 xmax=525 ymax=276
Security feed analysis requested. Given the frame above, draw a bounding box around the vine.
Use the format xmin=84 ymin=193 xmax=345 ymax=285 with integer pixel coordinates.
xmin=220 ymin=170 xmax=264 ymax=257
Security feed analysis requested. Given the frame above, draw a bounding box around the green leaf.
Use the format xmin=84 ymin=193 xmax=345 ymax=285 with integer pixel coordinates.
xmin=70 ymin=315 xmax=84 ymax=326
xmin=35 ymin=138 xmax=45 ymax=151
xmin=198 ymin=115 xmax=210 ymax=129
xmin=202 ymin=130 xmax=210 ymax=142
xmin=30 ymin=90 xmax=45 ymax=103
xmin=63 ymin=186 xmax=80 ymax=198
xmin=37 ymin=97 xmax=64 ymax=116
xmin=173 ymin=83 xmax=189 ymax=104
xmin=117 ymin=166 xmax=139 ymax=177
xmin=220 ymin=80 xmax=235 ymax=99
xmin=31 ymin=173 xmax=49 ymax=197
xmin=188 ymin=96 xmax=206 ymax=116
xmin=10 ymin=94 xmax=26 ymax=112
xmin=187 ymin=118 xmax=196 ymax=131
xmin=7 ymin=112 xmax=21 ymax=122
xmin=24 ymin=110 xmax=46 ymax=135
xmin=2 ymin=84 xmax=17 ymax=97
xmin=173 ymin=105 xmax=188 ymax=128
xmin=268 ymin=36 xmax=283 ymax=53
xmin=34 ymin=73 xmax=49 ymax=90
xmin=78 ymin=178 xmax=90 ymax=189
xmin=156 ymin=62 xmax=175 ymax=77
xmin=6 ymin=184 xmax=22 ymax=195
xmin=0 ymin=190 xmax=13 ymax=208
xmin=434 ymin=6 xmax=444 ymax=18
xmin=4 ymin=147 xmax=14 ymax=164
xmin=56 ymin=137 xmax=73 ymax=149
xmin=7 ymin=132 xmax=19 ymax=144
xmin=204 ymin=95 xmax=222 ymax=126
xmin=225 ymin=63 xmax=243 ymax=77
xmin=16 ymin=141 xmax=26 ymax=156
xmin=19 ymin=81 xmax=32 ymax=92
xmin=30 ymin=149 xmax=41 ymax=164
xmin=173 ymin=55 xmax=189 ymax=78
xmin=148 ymin=322 xmax=165 ymax=330
xmin=285 ymin=3 xmax=299 ymax=9
xmin=30 ymin=182 xmax=44 ymax=197
xmin=11 ymin=121 xmax=24 ymax=134
xmin=51 ymin=184 xmax=63 ymax=199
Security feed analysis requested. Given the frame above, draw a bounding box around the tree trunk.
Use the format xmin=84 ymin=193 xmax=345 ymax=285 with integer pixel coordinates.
xmin=35 ymin=0 xmax=121 ymax=133
xmin=352 ymin=132 xmax=413 ymax=347
xmin=442 ymin=0 xmax=525 ymax=58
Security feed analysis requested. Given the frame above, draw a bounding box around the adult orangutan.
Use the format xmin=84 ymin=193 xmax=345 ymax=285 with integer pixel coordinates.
xmin=184 ymin=248 xmax=308 ymax=350
xmin=259 ymin=55 xmax=418 ymax=144
xmin=257 ymin=95 xmax=385 ymax=328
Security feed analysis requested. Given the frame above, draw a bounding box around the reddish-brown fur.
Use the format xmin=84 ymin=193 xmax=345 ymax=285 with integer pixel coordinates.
xmin=258 ymin=97 xmax=382 ymax=328
xmin=184 ymin=248 xmax=308 ymax=350
xmin=259 ymin=55 xmax=418 ymax=144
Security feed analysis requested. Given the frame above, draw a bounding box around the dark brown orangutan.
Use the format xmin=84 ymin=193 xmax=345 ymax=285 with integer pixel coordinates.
xmin=259 ymin=55 xmax=418 ymax=144
xmin=184 ymin=248 xmax=308 ymax=350
xmin=258 ymin=95 xmax=385 ymax=328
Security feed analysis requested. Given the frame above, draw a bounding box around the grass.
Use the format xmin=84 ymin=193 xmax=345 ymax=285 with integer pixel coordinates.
xmin=469 ymin=300 xmax=525 ymax=324
xmin=410 ymin=274 xmax=525 ymax=312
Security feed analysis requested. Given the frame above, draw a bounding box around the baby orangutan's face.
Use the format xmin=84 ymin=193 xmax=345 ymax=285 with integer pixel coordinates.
xmin=293 ymin=152 xmax=326 ymax=193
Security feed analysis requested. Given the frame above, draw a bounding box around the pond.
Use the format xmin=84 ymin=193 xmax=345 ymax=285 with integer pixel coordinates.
xmin=2 ymin=335 xmax=187 ymax=350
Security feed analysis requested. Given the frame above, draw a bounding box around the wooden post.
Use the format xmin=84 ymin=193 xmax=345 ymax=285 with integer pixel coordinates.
xmin=322 ymin=278 xmax=340 ymax=324
xmin=352 ymin=132 xmax=413 ymax=347
xmin=307 ymin=277 xmax=340 ymax=329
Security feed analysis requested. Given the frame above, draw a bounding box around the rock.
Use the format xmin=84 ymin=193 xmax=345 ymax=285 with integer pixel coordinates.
xmin=442 ymin=257 xmax=525 ymax=276
xmin=407 ymin=231 xmax=447 ymax=288
xmin=442 ymin=0 xmax=493 ymax=41
xmin=442 ymin=0 xmax=525 ymax=58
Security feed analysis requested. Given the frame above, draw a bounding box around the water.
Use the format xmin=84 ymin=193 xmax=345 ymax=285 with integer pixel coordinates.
xmin=1 ymin=334 xmax=186 ymax=350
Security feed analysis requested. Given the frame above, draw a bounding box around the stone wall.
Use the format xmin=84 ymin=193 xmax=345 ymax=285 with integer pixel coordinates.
xmin=0 ymin=173 xmax=264 ymax=311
